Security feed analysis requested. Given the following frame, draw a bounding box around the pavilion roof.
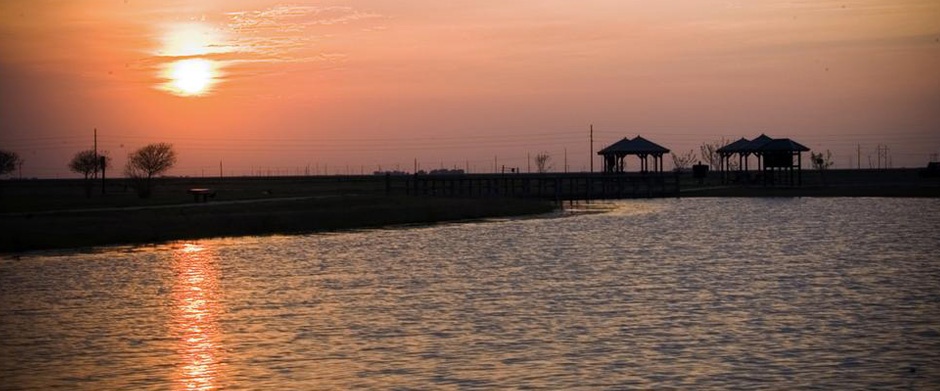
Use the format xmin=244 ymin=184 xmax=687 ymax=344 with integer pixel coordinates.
xmin=598 ymin=135 xmax=670 ymax=155
xmin=597 ymin=137 xmax=633 ymax=154
xmin=746 ymin=134 xmax=774 ymax=151
xmin=758 ymin=138 xmax=810 ymax=152
xmin=627 ymin=136 xmax=671 ymax=154
xmin=716 ymin=137 xmax=752 ymax=154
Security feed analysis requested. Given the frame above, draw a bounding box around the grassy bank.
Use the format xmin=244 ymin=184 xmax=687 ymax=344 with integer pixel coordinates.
xmin=680 ymin=185 xmax=940 ymax=198
xmin=677 ymin=168 xmax=940 ymax=198
xmin=0 ymin=195 xmax=555 ymax=253
xmin=2 ymin=168 xmax=935 ymax=252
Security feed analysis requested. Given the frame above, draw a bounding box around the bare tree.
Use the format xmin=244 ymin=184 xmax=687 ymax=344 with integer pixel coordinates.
xmin=670 ymin=149 xmax=696 ymax=172
xmin=0 ymin=149 xmax=23 ymax=178
xmin=810 ymin=149 xmax=834 ymax=170
xmin=69 ymin=150 xmax=100 ymax=180
xmin=700 ymin=139 xmax=738 ymax=171
xmin=69 ymin=150 xmax=112 ymax=197
xmin=699 ymin=140 xmax=721 ymax=168
xmin=811 ymin=149 xmax=834 ymax=185
xmin=534 ymin=152 xmax=552 ymax=173
xmin=125 ymin=143 xmax=177 ymax=198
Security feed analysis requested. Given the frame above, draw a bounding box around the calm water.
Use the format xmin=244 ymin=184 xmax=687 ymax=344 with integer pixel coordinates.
xmin=2 ymin=198 xmax=939 ymax=389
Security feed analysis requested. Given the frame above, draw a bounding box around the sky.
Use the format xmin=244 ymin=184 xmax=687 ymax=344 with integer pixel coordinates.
xmin=1 ymin=0 xmax=938 ymax=178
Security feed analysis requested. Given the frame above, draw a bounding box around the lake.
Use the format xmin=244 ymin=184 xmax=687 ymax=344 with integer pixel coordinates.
xmin=1 ymin=198 xmax=939 ymax=389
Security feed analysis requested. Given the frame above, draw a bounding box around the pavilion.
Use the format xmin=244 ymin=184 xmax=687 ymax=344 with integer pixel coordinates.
xmin=598 ymin=135 xmax=670 ymax=174
xmin=759 ymin=138 xmax=810 ymax=186
xmin=716 ymin=134 xmax=809 ymax=185
xmin=716 ymin=137 xmax=753 ymax=182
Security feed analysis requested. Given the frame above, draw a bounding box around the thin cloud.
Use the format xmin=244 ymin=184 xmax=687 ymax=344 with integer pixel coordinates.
xmin=224 ymin=5 xmax=383 ymax=62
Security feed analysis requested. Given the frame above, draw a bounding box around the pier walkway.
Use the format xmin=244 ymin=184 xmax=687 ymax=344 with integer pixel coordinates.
xmin=390 ymin=173 xmax=679 ymax=201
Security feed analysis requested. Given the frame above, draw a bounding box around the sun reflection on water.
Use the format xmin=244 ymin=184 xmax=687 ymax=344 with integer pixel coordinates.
xmin=171 ymin=243 xmax=224 ymax=390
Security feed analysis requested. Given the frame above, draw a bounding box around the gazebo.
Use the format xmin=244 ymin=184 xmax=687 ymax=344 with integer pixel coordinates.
xmin=598 ymin=135 xmax=670 ymax=174
xmin=759 ymin=138 xmax=810 ymax=186
xmin=716 ymin=133 xmax=776 ymax=183
xmin=746 ymin=134 xmax=774 ymax=171
xmin=716 ymin=133 xmax=811 ymax=185
xmin=716 ymin=137 xmax=752 ymax=183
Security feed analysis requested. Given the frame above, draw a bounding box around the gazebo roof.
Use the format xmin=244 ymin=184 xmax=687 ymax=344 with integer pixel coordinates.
xmin=597 ymin=137 xmax=633 ymax=154
xmin=717 ymin=137 xmax=752 ymax=154
xmin=758 ymin=138 xmax=810 ymax=152
xmin=746 ymin=134 xmax=774 ymax=151
xmin=598 ymin=135 xmax=670 ymax=155
xmin=627 ymin=136 xmax=671 ymax=154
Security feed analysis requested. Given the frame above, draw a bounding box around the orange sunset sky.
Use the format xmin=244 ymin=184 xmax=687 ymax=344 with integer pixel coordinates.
xmin=1 ymin=0 xmax=938 ymax=178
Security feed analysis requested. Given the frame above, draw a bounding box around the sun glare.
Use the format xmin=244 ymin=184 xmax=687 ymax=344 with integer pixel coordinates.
xmin=168 ymin=59 xmax=215 ymax=96
xmin=157 ymin=23 xmax=227 ymax=97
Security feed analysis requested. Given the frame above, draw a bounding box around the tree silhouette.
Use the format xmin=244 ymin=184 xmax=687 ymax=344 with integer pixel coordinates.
xmin=534 ymin=152 xmax=552 ymax=173
xmin=670 ymin=149 xmax=696 ymax=172
xmin=125 ymin=143 xmax=177 ymax=198
xmin=0 ymin=149 xmax=23 ymax=178
xmin=811 ymin=149 xmax=834 ymax=185
xmin=68 ymin=150 xmax=100 ymax=180
xmin=69 ymin=150 xmax=109 ymax=197
xmin=810 ymin=149 xmax=834 ymax=170
xmin=700 ymin=139 xmax=737 ymax=171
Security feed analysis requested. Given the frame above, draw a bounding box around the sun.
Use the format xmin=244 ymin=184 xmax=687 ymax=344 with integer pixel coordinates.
xmin=169 ymin=59 xmax=214 ymax=96
xmin=156 ymin=23 xmax=227 ymax=97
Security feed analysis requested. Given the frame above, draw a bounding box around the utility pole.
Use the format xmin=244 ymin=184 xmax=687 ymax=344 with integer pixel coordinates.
xmin=857 ymin=144 xmax=861 ymax=169
xmin=94 ymin=128 xmax=107 ymax=194
xmin=589 ymin=124 xmax=594 ymax=173
xmin=219 ymin=159 xmax=223 ymax=179
xmin=564 ymin=148 xmax=568 ymax=173
xmin=93 ymin=128 xmax=98 ymax=179
xmin=877 ymin=144 xmax=882 ymax=170
xmin=100 ymin=155 xmax=107 ymax=194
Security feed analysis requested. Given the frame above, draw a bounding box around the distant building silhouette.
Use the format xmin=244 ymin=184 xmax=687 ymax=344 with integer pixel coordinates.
xmin=597 ymin=135 xmax=670 ymax=174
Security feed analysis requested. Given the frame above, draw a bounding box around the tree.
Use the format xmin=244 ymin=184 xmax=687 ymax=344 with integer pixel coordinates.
xmin=700 ymin=139 xmax=737 ymax=171
xmin=811 ymin=149 xmax=834 ymax=185
xmin=670 ymin=149 xmax=696 ymax=172
xmin=810 ymin=149 xmax=834 ymax=170
xmin=0 ymin=149 xmax=23 ymax=178
xmin=69 ymin=150 xmax=111 ymax=197
xmin=125 ymin=143 xmax=177 ymax=198
xmin=534 ymin=152 xmax=552 ymax=173
xmin=68 ymin=150 xmax=99 ymax=180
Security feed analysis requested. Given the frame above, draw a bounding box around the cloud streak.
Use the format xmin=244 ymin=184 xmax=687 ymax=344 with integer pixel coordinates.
xmin=223 ymin=5 xmax=383 ymax=63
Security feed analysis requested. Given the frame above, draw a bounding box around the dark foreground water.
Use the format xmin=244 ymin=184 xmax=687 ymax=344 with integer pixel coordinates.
xmin=1 ymin=198 xmax=939 ymax=389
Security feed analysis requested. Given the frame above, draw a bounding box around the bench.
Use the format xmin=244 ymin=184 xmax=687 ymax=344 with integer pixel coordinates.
xmin=187 ymin=188 xmax=216 ymax=202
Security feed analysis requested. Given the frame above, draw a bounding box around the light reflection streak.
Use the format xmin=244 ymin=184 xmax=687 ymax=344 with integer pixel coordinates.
xmin=171 ymin=243 xmax=224 ymax=391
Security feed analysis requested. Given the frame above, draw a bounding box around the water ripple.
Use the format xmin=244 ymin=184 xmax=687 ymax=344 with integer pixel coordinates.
xmin=1 ymin=198 xmax=939 ymax=389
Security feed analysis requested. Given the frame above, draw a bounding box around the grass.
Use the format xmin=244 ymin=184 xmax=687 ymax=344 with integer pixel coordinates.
xmin=0 ymin=176 xmax=558 ymax=252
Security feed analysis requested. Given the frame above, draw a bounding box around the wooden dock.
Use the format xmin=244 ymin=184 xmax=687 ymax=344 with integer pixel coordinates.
xmin=390 ymin=173 xmax=680 ymax=201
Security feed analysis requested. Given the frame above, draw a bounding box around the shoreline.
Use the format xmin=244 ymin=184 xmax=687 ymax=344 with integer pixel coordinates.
xmin=679 ymin=185 xmax=940 ymax=198
xmin=0 ymin=195 xmax=557 ymax=254
xmin=2 ymin=170 xmax=936 ymax=253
